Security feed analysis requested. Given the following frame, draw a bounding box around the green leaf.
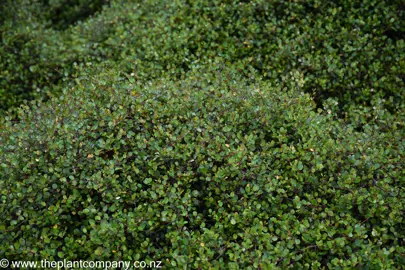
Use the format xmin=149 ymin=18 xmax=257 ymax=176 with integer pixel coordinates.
xmin=144 ymin=178 xmax=152 ymax=184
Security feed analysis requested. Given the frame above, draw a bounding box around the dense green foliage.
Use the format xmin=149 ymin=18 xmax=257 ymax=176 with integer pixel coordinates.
xmin=1 ymin=0 xmax=404 ymax=114
xmin=2 ymin=66 xmax=405 ymax=268
xmin=0 ymin=0 xmax=109 ymax=112
xmin=1 ymin=0 xmax=405 ymax=268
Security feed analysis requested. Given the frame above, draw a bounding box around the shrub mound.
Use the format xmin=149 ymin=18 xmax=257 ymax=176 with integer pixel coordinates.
xmin=1 ymin=66 xmax=404 ymax=268
xmin=1 ymin=0 xmax=405 ymax=268
xmin=1 ymin=0 xmax=404 ymax=115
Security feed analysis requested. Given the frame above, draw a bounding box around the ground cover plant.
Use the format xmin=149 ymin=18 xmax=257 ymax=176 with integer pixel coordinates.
xmin=2 ymin=0 xmax=404 ymax=115
xmin=1 ymin=0 xmax=405 ymax=268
